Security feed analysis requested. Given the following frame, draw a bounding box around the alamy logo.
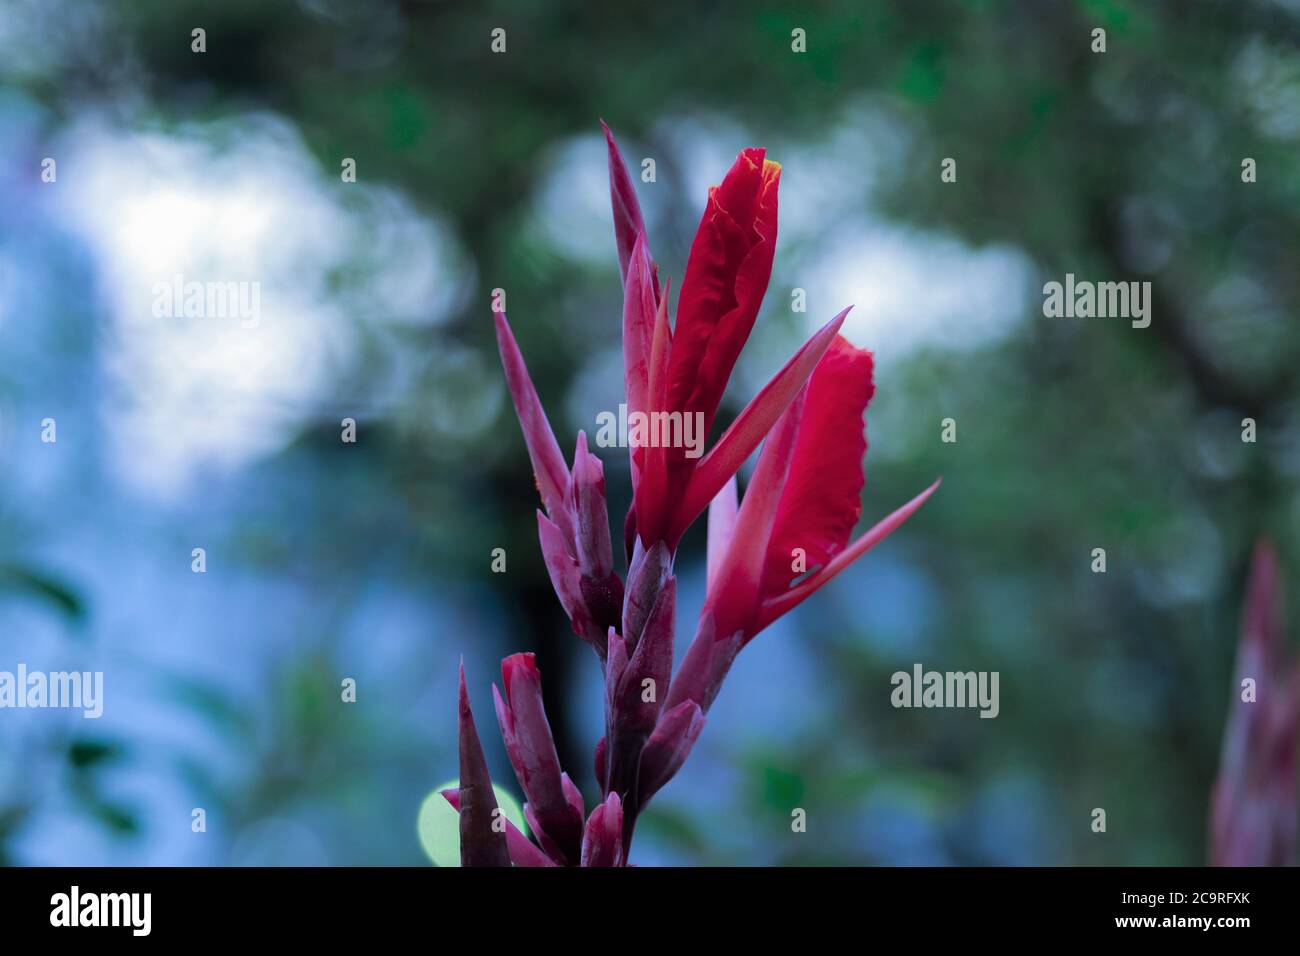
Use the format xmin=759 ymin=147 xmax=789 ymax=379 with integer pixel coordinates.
xmin=594 ymin=403 xmax=705 ymax=459
xmin=890 ymin=664 xmax=1000 ymax=718
xmin=1042 ymin=273 xmax=1151 ymax=328
xmin=151 ymin=273 xmax=261 ymax=328
xmin=50 ymin=886 xmax=151 ymax=936
xmin=0 ymin=664 xmax=103 ymax=718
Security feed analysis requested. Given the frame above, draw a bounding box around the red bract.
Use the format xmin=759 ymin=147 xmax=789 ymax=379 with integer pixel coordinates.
xmin=1210 ymin=541 xmax=1300 ymax=866
xmin=444 ymin=123 xmax=939 ymax=865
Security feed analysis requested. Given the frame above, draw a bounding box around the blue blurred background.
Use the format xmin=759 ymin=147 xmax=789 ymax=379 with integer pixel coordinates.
xmin=1 ymin=0 xmax=1298 ymax=865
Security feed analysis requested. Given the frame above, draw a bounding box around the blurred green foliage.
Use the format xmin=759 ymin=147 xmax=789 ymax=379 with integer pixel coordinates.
xmin=2 ymin=0 xmax=1298 ymax=865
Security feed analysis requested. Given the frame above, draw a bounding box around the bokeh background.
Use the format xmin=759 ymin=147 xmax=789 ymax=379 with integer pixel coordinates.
xmin=1 ymin=0 xmax=1298 ymax=865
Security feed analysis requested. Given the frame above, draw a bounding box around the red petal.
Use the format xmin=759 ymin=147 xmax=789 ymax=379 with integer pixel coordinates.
xmin=669 ymin=307 xmax=847 ymax=543
xmin=665 ymin=149 xmax=779 ymax=436
xmin=759 ymin=335 xmax=875 ymax=598
xmin=704 ymin=382 xmax=806 ymax=643
xmin=757 ymin=478 xmax=941 ymax=631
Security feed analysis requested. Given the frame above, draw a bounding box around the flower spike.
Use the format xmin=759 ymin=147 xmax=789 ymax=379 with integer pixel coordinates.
xmin=467 ymin=125 xmax=939 ymax=864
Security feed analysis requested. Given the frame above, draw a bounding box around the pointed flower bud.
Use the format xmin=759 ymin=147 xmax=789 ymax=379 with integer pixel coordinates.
xmin=572 ymin=432 xmax=623 ymax=638
xmin=455 ymin=662 xmax=511 ymax=867
xmin=492 ymin=653 xmax=584 ymax=865
xmin=580 ymin=792 xmax=625 ymax=867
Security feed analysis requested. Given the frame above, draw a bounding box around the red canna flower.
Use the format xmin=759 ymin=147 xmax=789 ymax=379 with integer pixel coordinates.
xmin=664 ymin=336 xmax=940 ymax=719
xmin=442 ymin=123 xmax=939 ymax=865
xmin=608 ymin=122 xmax=849 ymax=555
xmin=1210 ymin=541 xmax=1300 ymax=866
